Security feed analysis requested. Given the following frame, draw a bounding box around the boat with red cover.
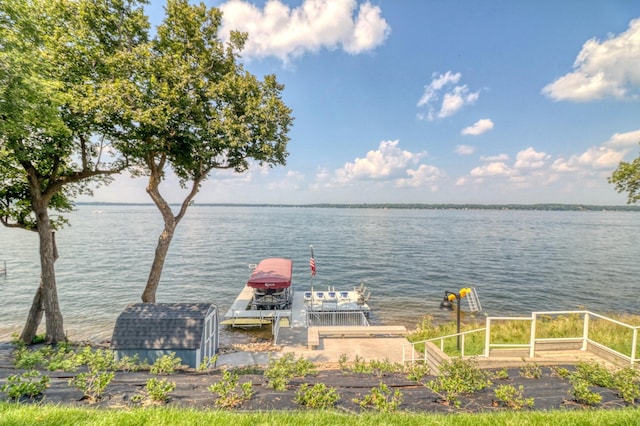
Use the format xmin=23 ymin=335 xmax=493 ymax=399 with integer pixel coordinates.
xmin=246 ymin=258 xmax=293 ymax=310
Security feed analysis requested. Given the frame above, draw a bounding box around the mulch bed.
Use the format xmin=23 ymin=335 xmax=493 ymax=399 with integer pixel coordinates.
xmin=0 ymin=364 xmax=634 ymax=413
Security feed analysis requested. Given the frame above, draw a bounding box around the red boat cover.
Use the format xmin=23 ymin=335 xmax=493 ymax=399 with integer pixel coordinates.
xmin=247 ymin=258 xmax=293 ymax=290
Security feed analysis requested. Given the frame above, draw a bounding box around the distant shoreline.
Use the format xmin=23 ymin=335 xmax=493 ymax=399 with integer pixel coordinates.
xmin=76 ymin=202 xmax=640 ymax=212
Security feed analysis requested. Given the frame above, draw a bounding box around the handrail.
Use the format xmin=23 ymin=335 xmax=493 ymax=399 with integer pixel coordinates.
xmin=403 ymin=328 xmax=486 ymax=364
xmin=403 ymin=310 xmax=640 ymax=366
xmin=272 ymin=311 xmax=291 ymax=344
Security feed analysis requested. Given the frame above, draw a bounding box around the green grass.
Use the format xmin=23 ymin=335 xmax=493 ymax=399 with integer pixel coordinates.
xmin=408 ymin=312 xmax=640 ymax=358
xmin=1 ymin=403 xmax=640 ymax=425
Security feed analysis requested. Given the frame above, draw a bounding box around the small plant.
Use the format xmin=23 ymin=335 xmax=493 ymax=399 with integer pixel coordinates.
xmin=69 ymin=371 xmax=115 ymax=403
xmin=493 ymin=368 xmax=510 ymax=380
xmin=13 ymin=347 xmax=45 ymax=370
xmin=208 ymin=370 xmax=253 ymax=408
xmin=115 ymin=354 xmax=141 ymax=373
xmin=338 ymin=353 xmax=349 ymax=371
xmin=264 ymin=353 xmax=315 ymax=391
xmin=353 ymin=382 xmax=402 ymax=412
xmin=31 ymin=334 xmax=47 ymax=344
xmin=294 ymin=383 xmax=340 ymax=409
xmin=1 ymin=370 xmax=50 ymax=400
xmin=368 ymin=359 xmax=404 ymax=377
xmin=551 ymin=366 xmax=572 ymax=379
xmin=10 ymin=333 xmax=26 ymax=349
xmin=494 ymin=384 xmax=534 ymax=410
xmin=69 ymin=347 xmax=119 ymax=402
xmin=427 ymin=357 xmax=492 ymax=408
xmin=613 ymin=367 xmax=640 ymax=404
xmin=149 ymin=352 xmax=182 ymax=375
xmin=197 ymin=354 xmax=218 ymax=372
xmin=45 ymin=345 xmax=81 ymax=372
xmin=570 ymin=377 xmax=602 ymax=406
xmin=573 ymin=361 xmax=615 ymax=388
xmin=145 ymin=378 xmax=176 ymax=403
xmin=350 ymin=355 xmax=373 ymax=374
xmin=406 ymin=362 xmax=430 ymax=383
xmin=519 ymin=361 xmax=542 ymax=379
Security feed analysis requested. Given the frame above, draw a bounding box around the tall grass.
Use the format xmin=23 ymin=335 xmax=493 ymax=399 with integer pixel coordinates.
xmin=408 ymin=312 xmax=640 ymax=358
xmin=1 ymin=403 xmax=640 ymax=425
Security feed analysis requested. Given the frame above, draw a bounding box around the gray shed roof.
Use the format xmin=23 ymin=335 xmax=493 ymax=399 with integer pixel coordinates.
xmin=111 ymin=303 xmax=216 ymax=350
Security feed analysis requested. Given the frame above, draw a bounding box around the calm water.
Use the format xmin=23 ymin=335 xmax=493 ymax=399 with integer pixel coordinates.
xmin=1 ymin=205 xmax=639 ymax=342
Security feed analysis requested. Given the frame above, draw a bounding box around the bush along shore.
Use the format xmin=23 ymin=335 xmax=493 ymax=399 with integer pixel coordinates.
xmin=1 ymin=335 xmax=640 ymax=417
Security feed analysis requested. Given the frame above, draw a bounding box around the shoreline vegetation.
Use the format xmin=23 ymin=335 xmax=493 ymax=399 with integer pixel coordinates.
xmin=76 ymin=202 xmax=640 ymax=212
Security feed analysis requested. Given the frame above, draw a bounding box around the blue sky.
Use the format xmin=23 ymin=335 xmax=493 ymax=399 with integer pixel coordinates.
xmin=87 ymin=0 xmax=640 ymax=205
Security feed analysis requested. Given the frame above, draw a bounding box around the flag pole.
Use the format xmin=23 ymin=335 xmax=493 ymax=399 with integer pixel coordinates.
xmin=309 ymin=245 xmax=315 ymax=301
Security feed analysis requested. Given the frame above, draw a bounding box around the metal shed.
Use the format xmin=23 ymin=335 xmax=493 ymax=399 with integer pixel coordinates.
xmin=111 ymin=303 xmax=218 ymax=369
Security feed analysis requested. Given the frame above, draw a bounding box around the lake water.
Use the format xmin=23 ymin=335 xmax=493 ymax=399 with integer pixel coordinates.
xmin=1 ymin=205 xmax=639 ymax=343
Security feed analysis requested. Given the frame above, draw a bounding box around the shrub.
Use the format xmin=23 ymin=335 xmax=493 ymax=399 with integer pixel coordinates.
xmin=492 ymin=368 xmax=510 ymax=380
xmin=570 ymin=377 xmax=602 ymax=406
xmin=264 ymin=353 xmax=315 ymax=391
xmin=208 ymin=370 xmax=253 ymax=409
xmin=494 ymin=384 xmax=534 ymax=410
xmin=519 ymin=361 xmax=542 ymax=379
xmin=613 ymin=367 xmax=640 ymax=404
xmin=574 ymin=361 xmax=614 ymax=388
xmin=69 ymin=347 xmax=119 ymax=403
xmin=406 ymin=362 xmax=430 ymax=383
xmin=1 ymin=370 xmax=50 ymax=400
xmin=150 ymin=353 xmax=182 ymax=375
xmin=294 ymin=383 xmax=340 ymax=409
xmin=352 ymin=382 xmax=402 ymax=412
xmin=69 ymin=371 xmax=115 ymax=403
xmin=145 ymin=378 xmax=176 ymax=403
xmin=13 ymin=347 xmax=45 ymax=370
xmin=427 ymin=357 xmax=492 ymax=408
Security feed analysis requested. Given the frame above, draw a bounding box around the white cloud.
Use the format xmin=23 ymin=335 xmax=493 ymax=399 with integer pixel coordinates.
xmin=396 ymin=164 xmax=446 ymax=189
xmin=417 ymin=71 xmax=480 ymax=121
xmin=480 ymin=154 xmax=509 ymax=162
xmin=514 ymin=147 xmax=550 ymax=169
xmin=603 ymin=129 xmax=640 ymax=148
xmin=470 ymin=162 xmax=513 ymax=177
xmin=218 ymin=0 xmax=390 ymax=63
xmin=417 ymin=71 xmax=461 ymax=106
xmin=550 ymin=129 xmax=640 ymax=173
xmin=455 ymin=145 xmax=475 ymax=155
xmin=333 ymin=140 xmax=424 ymax=183
xmin=457 ymin=129 xmax=640 ymax=196
xmin=542 ymin=18 xmax=640 ymax=101
xmin=461 ymin=118 xmax=494 ymax=136
xmin=552 ymin=146 xmax=627 ymax=172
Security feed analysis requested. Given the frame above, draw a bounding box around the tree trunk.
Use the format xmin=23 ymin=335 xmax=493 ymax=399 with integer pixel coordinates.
xmin=141 ymin=162 xmax=202 ymax=303
xmin=141 ymin=224 xmax=177 ymax=303
xmin=21 ymin=232 xmax=60 ymax=344
xmin=19 ymin=285 xmax=44 ymax=344
xmin=21 ymin=201 xmax=67 ymax=344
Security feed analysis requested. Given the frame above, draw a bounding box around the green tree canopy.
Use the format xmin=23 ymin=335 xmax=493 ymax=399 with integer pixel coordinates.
xmin=0 ymin=0 xmax=149 ymax=343
xmin=103 ymin=0 xmax=293 ymax=302
xmin=609 ymin=145 xmax=640 ymax=204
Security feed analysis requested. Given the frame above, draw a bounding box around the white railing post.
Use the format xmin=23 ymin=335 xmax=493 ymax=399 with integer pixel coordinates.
xmin=632 ymin=328 xmax=638 ymax=365
xmin=461 ymin=333 xmax=465 ymax=357
xmin=529 ymin=314 xmax=536 ymax=358
xmin=484 ymin=316 xmax=491 ymax=357
xmin=582 ymin=312 xmax=590 ymax=351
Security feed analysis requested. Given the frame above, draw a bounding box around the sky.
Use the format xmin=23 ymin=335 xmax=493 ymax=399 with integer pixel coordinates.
xmin=84 ymin=0 xmax=640 ymax=205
